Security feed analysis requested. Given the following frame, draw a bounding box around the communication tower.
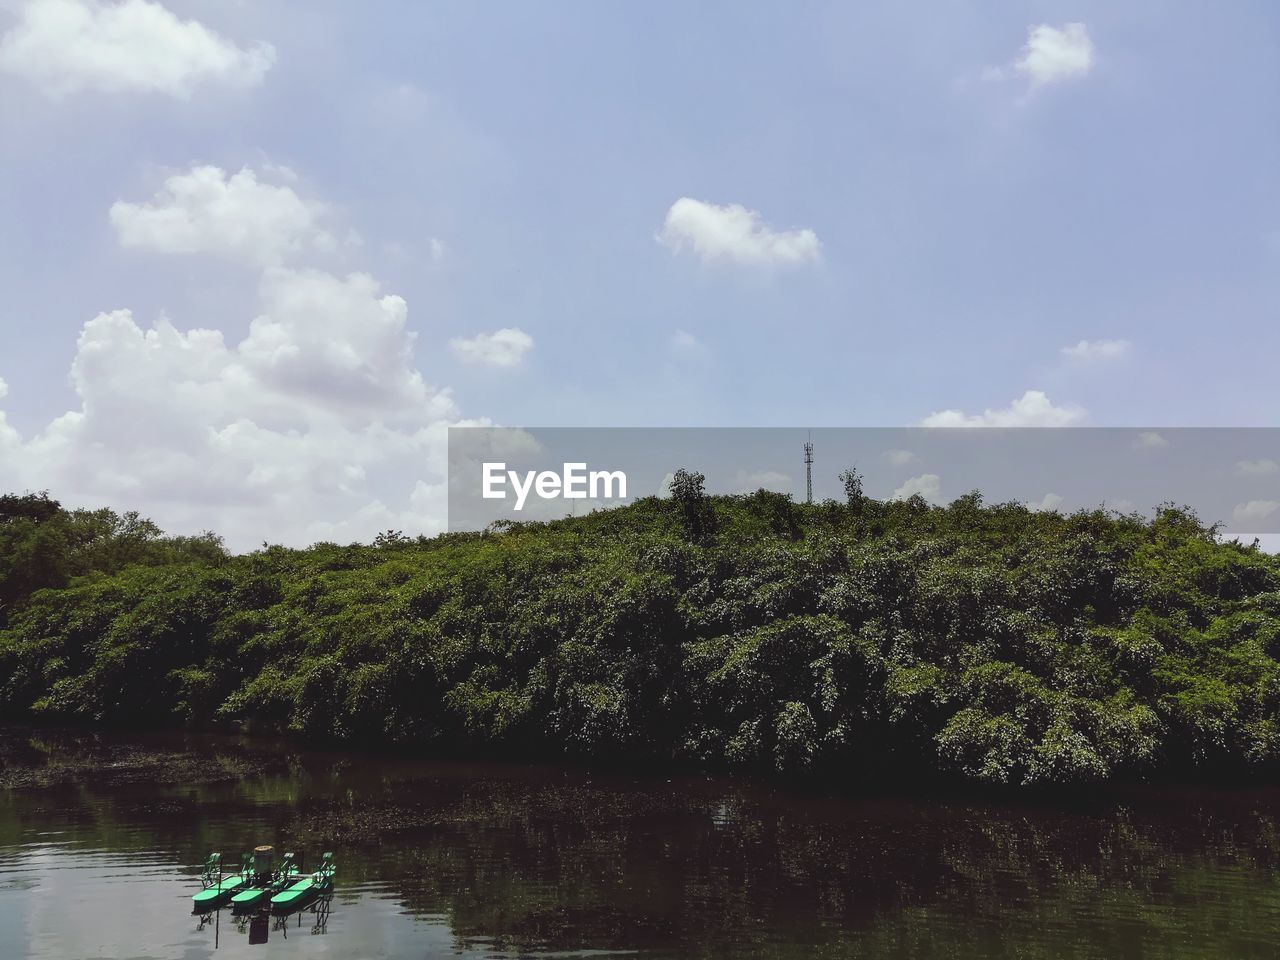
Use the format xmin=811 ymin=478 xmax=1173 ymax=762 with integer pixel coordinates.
xmin=804 ymin=434 xmax=814 ymax=504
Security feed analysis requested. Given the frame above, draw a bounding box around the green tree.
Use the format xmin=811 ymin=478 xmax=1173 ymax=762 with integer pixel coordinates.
xmin=669 ymin=468 xmax=717 ymax=544
xmin=838 ymin=467 xmax=865 ymax=512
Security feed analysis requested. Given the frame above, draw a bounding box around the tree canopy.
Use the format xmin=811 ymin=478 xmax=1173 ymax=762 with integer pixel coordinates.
xmin=1 ymin=483 xmax=1278 ymax=788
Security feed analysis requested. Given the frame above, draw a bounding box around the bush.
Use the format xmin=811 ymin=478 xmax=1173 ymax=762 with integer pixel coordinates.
xmin=1 ymin=484 xmax=1277 ymax=787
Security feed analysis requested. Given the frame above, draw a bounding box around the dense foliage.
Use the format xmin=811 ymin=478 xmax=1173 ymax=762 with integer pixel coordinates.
xmin=2 ymin=479 xmax=1279 ymax=787
xmin=0 ymin=492 xmax=225 ymax=629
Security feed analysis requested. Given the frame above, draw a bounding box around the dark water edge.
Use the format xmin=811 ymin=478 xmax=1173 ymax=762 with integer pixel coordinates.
xmin=3 ymin=726 xmax=1280 ymax=959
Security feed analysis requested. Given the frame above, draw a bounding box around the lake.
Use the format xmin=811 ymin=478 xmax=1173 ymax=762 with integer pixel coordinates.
xmin=1 ymin=727 xmax=1279 ymax=958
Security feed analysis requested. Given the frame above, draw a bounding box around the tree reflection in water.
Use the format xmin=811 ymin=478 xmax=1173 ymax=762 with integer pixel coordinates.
xmin=3 ymin=729 xmax=1280 ymax=958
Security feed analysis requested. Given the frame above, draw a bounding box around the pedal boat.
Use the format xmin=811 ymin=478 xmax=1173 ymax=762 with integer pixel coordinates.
xmin=231 ymin=852 xmax=299 ymax=913
xmin=270 ymin=852 xmax=335 ymax=911
xmin=191 ymin=853 xmax=251 ymax=910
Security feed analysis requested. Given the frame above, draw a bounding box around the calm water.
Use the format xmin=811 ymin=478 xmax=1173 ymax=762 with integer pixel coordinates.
xmin=2 ymin=729 xmax=1280 ymax=959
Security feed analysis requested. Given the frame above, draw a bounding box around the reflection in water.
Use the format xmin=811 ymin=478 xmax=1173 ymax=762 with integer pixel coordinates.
xmin=311 ymin=893 xmax=331 ymax=935
xmin=248 ymin=912 xmax=266 ymax=946
xmin=2 ymin=727 xmax=1280 ymax=958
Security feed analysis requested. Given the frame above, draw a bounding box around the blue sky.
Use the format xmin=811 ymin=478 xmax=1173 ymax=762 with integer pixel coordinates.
xmin=0 ymin=1 xmax=1277 ymax=546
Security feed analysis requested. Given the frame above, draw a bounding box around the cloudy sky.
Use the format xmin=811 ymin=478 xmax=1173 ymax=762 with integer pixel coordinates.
xmin=0 ymin=1 xmax=1277 ymax=548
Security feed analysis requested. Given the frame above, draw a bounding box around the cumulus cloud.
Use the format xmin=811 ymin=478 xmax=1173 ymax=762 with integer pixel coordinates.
xmin=892 ymin=473 xmax=941 ymax=503
xmin=0 ymin=265 xmax=464 ymax=549
xmin=1028 ymin=492 xmax=1064 ymax=513
xmin=0 ymin=0 xmax=274 ymax=98
xmin=0 ymin=377 xmax=18 ymax=459
xmin=921 ymin=390 xmax=1086 ymax=428
xmin=239 ymin=268 xmax=437 ymax=415
xmin=735 ymin=470 xmax=792 ymax=494
xmin=0 ymin=162 xmax=490 ymax=549
xmin=1062 ymin=338 xmax=1130 ymax=361
xmin=1015 ymin=23 xmax=1095 ymax=88
xmin=1135 ymin=431 xmax=1168 ymax=449
xmin=1237 ymin=459 xmax=1279 ymax=477
xmin=450 ymin=328 xmax=534 ymax=368
xmin=883 ymin=449 xmax=916 ymax=467
xmin=658 ymin=198 xmax=820 ymax=266
xmin=110 ymin=166 xmax=335 ymax=265
xmin=1233 ymin=500 xmax=1280 ymax=526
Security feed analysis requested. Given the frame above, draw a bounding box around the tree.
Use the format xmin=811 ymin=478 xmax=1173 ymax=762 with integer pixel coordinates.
xmin=0 ymin=491 xmax=62 ymax=524
xmin=838 ymin=467 xmax=865 ymax=513
xmin=669 ymin=468 xmax=717 ymax=544
xmin=0 ymin=492 xmax=69 ymax=628
xmin=63 ymin=508 xmax=164 ymax=574
xmin=3 ymin=484 xmax=1279 ymax=789
xmin=0 ymin=495 xmax=226 ymax=629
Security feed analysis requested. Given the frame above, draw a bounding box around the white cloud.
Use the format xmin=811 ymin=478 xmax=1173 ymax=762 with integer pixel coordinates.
xmin=428 ymin=238 xmax=446 ymax=261
xmin=1028 ymin=492 xmax=1064 ymax=513
xmin=0 ymin=0 xmax=274 ymax=98
xmin=1233 ymin=500 xmax=1280 ymax=526
xmin=110 ymin=166 xmax=335 ymax=265
xmin=921 ymin=390 xmax=1086 ymax=428
xmin=1237 ymin=459 xmax=1279 ymax=477
xmin=658 ymin=197 xmax=820 ymax=266
xmin=450 ymin=327 xmax=534 ymax=368
xmin=670 ymin=329 xmax=704 ymax=358
xmin=734 ymin=470 xmax=791 ymax=494
xmin=0 ymin=165 xmax=490 ymax=550
xmin=1135 ymin=431 xmax=1168 ymax=449
xmin=1062 ymin=338 xmax=1130 ymax=361
xmin=0 ymin=378 xmax=17 ymax=460
xmin=892 ymin=473 xmax=941 ymax=503
xmin=883 ymin=449 xmax=916 ymax=467
xmin=1220 ymin=533 xmax=1280 ymax=555
xmin=0 ymin=273 xmax=464 ymax=549
xmin=240 ymin=268 xmax=440 ymax=414
xmin=1015 ymin=23 xmax=1095 ymax=88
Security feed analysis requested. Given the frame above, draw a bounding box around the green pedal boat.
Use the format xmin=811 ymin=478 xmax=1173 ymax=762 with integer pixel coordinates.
xmin=270 ymin=852 xmax=336 ymax=911
xmin=230 ymin=852 xmax=299 ymax=913
xmin=191 ymin=853 xmax=252 ymax=910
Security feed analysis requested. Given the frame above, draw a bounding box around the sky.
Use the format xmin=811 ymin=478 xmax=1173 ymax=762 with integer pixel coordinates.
xmin=0 ymin=1 xmax=1277 ymax=549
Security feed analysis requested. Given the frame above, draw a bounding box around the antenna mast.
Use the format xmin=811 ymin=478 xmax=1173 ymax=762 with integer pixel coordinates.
xmin=804 ymin=433 xmax=814 ymax=504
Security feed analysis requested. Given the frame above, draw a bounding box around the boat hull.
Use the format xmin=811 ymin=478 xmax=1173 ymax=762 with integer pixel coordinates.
xmin=231 ymin=867 xmax=299 ymax=913
xmin=191 ymin=875 xmax=247 ymax=910
xmin=230 ymin=886 xmax=270 ymax=912
xmin=270 ymin=877 xmax=329 ymax=911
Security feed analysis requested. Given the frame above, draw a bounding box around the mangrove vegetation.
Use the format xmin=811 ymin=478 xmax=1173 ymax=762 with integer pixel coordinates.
xmin=2 ymin=476 xmax=1279 ymax=788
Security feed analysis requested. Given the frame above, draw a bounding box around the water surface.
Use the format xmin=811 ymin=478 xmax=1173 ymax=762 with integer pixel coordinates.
xmin=1 ymin=728 xmax=1278 ymax=958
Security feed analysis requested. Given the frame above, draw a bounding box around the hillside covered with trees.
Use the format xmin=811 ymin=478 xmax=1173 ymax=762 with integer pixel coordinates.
xmin=2 ymin=475 xmax=1279 ymax=788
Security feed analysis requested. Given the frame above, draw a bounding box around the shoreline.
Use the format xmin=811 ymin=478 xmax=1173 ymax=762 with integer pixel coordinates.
xmin=6 ymin=723 xmax=1280 ymax=812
